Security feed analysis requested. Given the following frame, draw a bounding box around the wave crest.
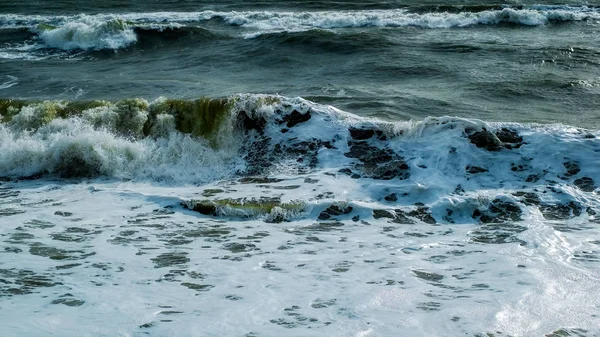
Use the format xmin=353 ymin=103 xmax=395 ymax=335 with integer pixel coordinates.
xmin=35 ymin=16 xmax=137 ymax=51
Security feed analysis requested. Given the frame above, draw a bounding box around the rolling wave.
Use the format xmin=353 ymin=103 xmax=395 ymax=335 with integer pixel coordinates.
xmin=0 ymin=5 xmax=598 ymax=53
xmin=0 ymin=94 xmax=599 ymax=189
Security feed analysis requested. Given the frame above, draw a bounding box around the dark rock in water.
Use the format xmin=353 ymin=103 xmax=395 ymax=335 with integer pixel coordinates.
xmin=384 ymin=193 xmax=397 ymax=202
xmin=54 ymin=211 xmax=73 ymax=217
xmin=540 ymin=201 xmax=582 ymax=220
xmin=469 ymin=222 xmax=527 ymax=245
xmin=372 ymin=209 xmax=416 ymax=224
xmin=338 ymin=168 xmax=353 ymax=176
xmin=273 ymin=139 xmax=322 ymax=170
xmin=563 ymin=161 xmax=580 ymax=177
xmin=407 ymin=207 xmax=437 ymax=224
xmin=265 ymin=212 xmax=285 ymax=223
xmin=238 ymin=110 xmax=266 ymax=133
xmin=574 ymin=177 xmax=595 ymax=192
xmin=282 ymin=110 xmax=311 ymax=128
xmin=322 ymin=140 xmax=335 ymax=149
xmin=412 ymin=270 xmax=444 ymax=282
xmin=318 ymin=204 xmax=353 ymax=220
xmin=373 ymin=209 xmax=395 ymax=219
xmin=241 ymin=137 xmax=272 ymax=175
xmin=466 ymin=128 xmax=503 ymax=151
xmin=526 ymin=172 xmax=544 ymax=183
xmin=496 ymin=128 xmax=523 ymax=149
xmin=348 ymin=127 xmax=387 ymax=141
xmin=190 ymin=202 xmax=217 ymax=216
xmin=466 ymin=165 xmax=488 ymax=174
xmin=375 ymin=130 xmax=387 ymax=141
xmin=364 ymin=160 xmax=410 ymax=180
xmin=472 ymin=199 xmax=522 ymax=223
xmin=239 ymin=177 xmax=283 ymax=184
xmin=465 ymin=127 xmax=524 ymax=151
xmin=510 ymin=163 xmax=528 ymax=172
xmin=349 ymin=127 xmax=375 ymax=140
xmin=392 ymin=209 xmax=416 ymax=224
xmin=344 ymin=141 xmax=410 ymax=180
xmin=545 ymin=328 xmax=591 ymax=337
xmin=345 ymin=142 xmax=393 ymax=163
xmin=512 ymin=191 xmax=541 ymax=205
xmin=489 ymin=200 xmax=522 ymax=221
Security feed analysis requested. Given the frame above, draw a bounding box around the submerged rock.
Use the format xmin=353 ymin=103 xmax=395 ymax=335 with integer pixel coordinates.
xmin=563 ymin=161 xmax=580 ymax=177
xmin=373 ymin=209 xmax=395 ymax=219
xmin=345 ymin=141 xmax=393 ymax=163
xmin=469 ymin=222 xmax=527 ymax=245
xmin=372 ymin=207 xmax=435 ymax=224
xmin=466 ymin=165 xmax=488 ymax=174
xmin=384 ymin=193 xmax=397 ymax=202
xmin=318 ymin=204 xmax=353 ymax=220
xmin=512 ymin=191 xmax=541 ymax=205
xmin=472 ymin=198 xmax=522 ymax=223
xmin=406 ymin=207 xmax=436 ymax=224
xmin=344 ymin=141 xmax=409 ymax=180
xmin=540 ymin=201 xmax=582 ymax=220
xmin=574 ymin=177 xmax=595 ymax=192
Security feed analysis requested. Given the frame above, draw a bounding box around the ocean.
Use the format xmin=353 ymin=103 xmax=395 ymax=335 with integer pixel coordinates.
xmin=1 ymin=1 xmax=600 ymax=336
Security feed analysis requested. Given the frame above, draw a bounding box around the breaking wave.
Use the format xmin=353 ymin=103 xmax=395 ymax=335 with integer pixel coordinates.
xmin=0 ymin=5 xmax=598 ymax=52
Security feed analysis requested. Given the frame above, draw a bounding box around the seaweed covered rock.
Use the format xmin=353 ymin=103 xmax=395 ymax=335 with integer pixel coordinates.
xmin=183 ymin=197 xmax=304 ymax=218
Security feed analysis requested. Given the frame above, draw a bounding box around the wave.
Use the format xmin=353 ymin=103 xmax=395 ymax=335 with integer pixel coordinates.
xmin=0 ymin=5 xmax=598 ymax=52
xmin=35 ymin=17 xmax=137 ymax=51
xmin=1 ymin=93 xmax=599 ymax=230
xmin=0 ymin=94 xmax=598 ymax=184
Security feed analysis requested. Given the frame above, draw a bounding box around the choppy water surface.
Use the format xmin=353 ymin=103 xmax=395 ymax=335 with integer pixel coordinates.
xmin=1 ymin=1 xmax=600 ymax=336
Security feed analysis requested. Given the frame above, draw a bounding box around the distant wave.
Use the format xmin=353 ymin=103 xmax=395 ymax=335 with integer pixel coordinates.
xmin=0 ymin=5 xmax=598 ymax=52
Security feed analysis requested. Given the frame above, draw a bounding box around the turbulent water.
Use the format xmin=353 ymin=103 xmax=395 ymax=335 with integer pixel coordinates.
xmin=1 ymin=1 xmax=600 ymax=337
